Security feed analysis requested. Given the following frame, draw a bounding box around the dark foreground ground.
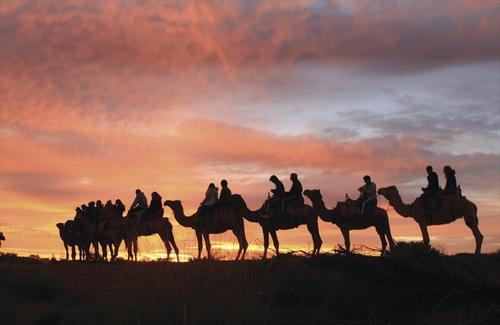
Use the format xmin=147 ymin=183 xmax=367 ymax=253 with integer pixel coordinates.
xmin=1 ymin=246 xmax=499 ymax=325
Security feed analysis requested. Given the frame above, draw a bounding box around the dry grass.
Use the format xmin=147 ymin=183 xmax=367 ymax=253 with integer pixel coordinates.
xmin=1 ymin=252 xmax=499 ymax=324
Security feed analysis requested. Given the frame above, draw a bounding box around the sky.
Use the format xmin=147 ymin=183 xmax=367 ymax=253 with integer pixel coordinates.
xmin=0 ymin=0 xmax=499 ymax=259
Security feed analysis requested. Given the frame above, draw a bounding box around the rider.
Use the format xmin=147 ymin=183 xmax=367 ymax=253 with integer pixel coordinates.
xmin=143 ymin=192 xmax=163 ymax=222
xmin=129 ymin=189 xmax=148 ymax=217
xmin=421 ymin=166 xmax=440 ymax=217
xmin=199 ymin=183 xmax=218 ymax=220
xmin=115 ymin=199 xmax=126 ymax=216
xmin=358 ymin=175 xmax=377 ymax=216
xmin=421 ymin=165 xmax=440 ymax=195
xmin=442 ymin=165 xmax=458 ymax=195
xmin=282 ymin=173 xmax=303 ymax=212
xmin=262 ymin=175 xmax=285 ymax=218
xmin=219 ymin=179 xmax=232 ymax=210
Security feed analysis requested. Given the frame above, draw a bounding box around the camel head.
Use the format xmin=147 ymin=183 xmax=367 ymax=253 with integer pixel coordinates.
xmin=303 ymin=189 xmax=323 ymax=202
xmin=0 ymin=232 xmax=5 ymax=241
xmin=56 ymin=223 xmax=64 ymax=230
xmin=164 ymin=200 xmax=182 ymax=210
xmin=377 ymin=186 xmax=398 ymax=199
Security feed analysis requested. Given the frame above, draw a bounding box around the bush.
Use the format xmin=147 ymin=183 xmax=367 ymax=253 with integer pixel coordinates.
xmin=388 ymin=241 xmax=443 ymax=258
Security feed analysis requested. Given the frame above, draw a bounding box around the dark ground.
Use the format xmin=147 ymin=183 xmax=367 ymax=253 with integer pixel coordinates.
xmin=1 ymin=245 xmax=499 ymax=325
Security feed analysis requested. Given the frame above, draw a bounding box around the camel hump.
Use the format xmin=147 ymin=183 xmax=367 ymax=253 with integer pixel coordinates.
xmin=230 ymin=194 xmax=243 ymax=201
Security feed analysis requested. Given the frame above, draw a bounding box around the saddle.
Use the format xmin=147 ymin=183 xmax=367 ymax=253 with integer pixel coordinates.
xmin=336 ymin=198 xmax=362 ymax=218
xmin=283 ymin=196 xmax=305 ymax=216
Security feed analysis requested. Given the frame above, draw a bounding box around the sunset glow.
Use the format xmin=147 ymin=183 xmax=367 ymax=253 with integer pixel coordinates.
xmin=1 ymin=0 xmax=499 ymax=260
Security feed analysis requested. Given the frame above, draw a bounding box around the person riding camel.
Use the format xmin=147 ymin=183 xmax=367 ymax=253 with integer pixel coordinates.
xmin=74 ymin=207 xmax=83 ymax=221
xmin=358 ymin=175 xmax=377 ymax=216
xmin=420 ymin=166 xmax=440 ymax=217
xmin=129 ymin=189 xmax=148 ymax=217
xmin=95 ymin=200 xmax=104 ymax=223
xmin=80 ymin=204 xmax=88 ymax=220
xmin=262 ymin=175 xmax=285 ymax=219
xmin=199 ymin=183 xmax=218 ymax=220
xmin=115 ymin=199 xmax=125 ymax=216
xmin=143 ymin=192 xmax=163 ymax=222
xmin=442 ymin=165 xmax=458 ymax=195
xmin=87 ymin=201 xmax=98 ymax=223
xmin=282 ymin=173 xmax=303 ymax=212
xmin=421 ymin=165 xmax=440 ymax=195
xmin=219 ymin=179 xmax=232 ymax=210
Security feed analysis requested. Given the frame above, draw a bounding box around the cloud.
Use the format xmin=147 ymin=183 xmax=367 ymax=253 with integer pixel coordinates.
xmin=0 ymin=171 xmax=92 ymax=200
xmin=1 ymin=1 xmax=498 ymax=78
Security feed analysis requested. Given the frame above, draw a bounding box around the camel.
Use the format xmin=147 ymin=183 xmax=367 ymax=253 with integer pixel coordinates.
xmin=377 ymin=186 xmax=483 ymax=255
xmin=56 ymin=221 xmax=81 ymax=260
xmin=303 ymin=189 xmax=396 ymax=256
xmin=163 ymin=195 xmax=248 ymax=260
xmin=238 ymin=196 xmax=322 ymax=259
xmin=96 ymin=205 xmax=126 ymax=261
xmin=0 ymin=232 xmax=5 ymax=247
xmin=124 ymin=210 xmax=180 ymax=262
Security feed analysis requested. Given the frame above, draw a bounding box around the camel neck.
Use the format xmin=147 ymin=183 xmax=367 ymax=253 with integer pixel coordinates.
xmin=388 ymin=193 xmax=412 ymax=217
xmin=171 ymin=204 xmax=195 ymax=228
xmin=310 ymin=198 xmax=335 ymax=222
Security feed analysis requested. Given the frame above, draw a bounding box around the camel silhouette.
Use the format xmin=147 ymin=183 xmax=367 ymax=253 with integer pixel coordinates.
xmin=95 ymin=205 xmax=127 ymax=261
xmin=377 ymin=186 xmax=483 ymax=255
xmin=56 ymin=221 xmax=81 ymax=260
xmin=303 ymin=189 xmax=396 ymax=255
xmin=0 ymin=232 xmax=4 ymax=247
xmin=238 ymin=196 xmax=322 ymax=259
xmin=164 ymin=195 xmax=248 ymax=260
xmin=124 ymin=210 xmax=180 ymax=262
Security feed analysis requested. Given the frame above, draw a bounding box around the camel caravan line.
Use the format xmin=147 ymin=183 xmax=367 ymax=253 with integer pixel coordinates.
xmin=56 ymin=169 xmax=484 ymax=262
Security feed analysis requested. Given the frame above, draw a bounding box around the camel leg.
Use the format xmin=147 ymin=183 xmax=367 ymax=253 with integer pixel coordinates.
xmin=196 ymin=231 xmax=203 ymax=259
xmin=169 ymin=235 xmax=180 ymax=263
xmin=233 ymin=229 xmax=242 ymax=260
xmin=240 ymin=226 xmax=248 ymax=260
xmin=232 ymin=226 xmax=248 ymax=261
xmin=262 ymin=229 xmax=269 ymax=259
xmin=341 ymin=228 xmax=351 ymax=254
xmin=419 ymin=223 xmax=430 ymax=247
xmin=101 ymin=242 xmax=108 ymax=261
xmin=165 ymin=240 xmax=172 ymax=261
xmin=464 ymin=213 xmax=483 ymax=255
xmin=125 ymin=238 xmax=132 ymax=261
xmin=133 ymin=238 xmax=138 ymax=261
xmin=307 ymin=220 xmax=322 ymax=255
xmin=203 ymin=233 xmax=212 ymax=259
xmin=93 ymin=240 xmax=100 ymax=260
xmin=163 ymin=229 xmax=180 ymax=262
xmin=71 ymin=245 xmax=76 ymax=260
xmin=270 ymin=231 xmax=279 ymax=257
xmin=113 ymin=238 xmax=121 ymax=260
xmin=85 ymin=241 xmax=91 ymax=261
xmin=157 ymin=230 xmax=172 ymax=261
xmin=385 ymin=222 xmax=397 ymax=250
xmin=64 ymin=243 xmax=69 ymax=260
xmin=380 ymin=214 xmax=397 ymax=250
xmin=376 ymin=226 xmax=387 ymax=256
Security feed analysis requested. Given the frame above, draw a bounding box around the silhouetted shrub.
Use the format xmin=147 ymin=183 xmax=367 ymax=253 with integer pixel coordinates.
xmin=387 ymin=241 xmax=442 ymax=257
